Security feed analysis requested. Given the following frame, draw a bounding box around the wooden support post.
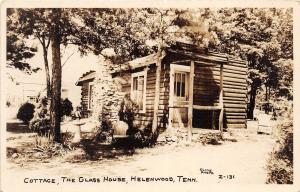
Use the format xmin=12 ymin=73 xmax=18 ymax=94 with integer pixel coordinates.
xmin=219 ymin=61 xmax=224 ymax=132
xmin=187 ymin=60 xmax=195 ymax=142
xmin=168 ymin=66 xmax=175 ymax=129
xmin=152 ymin=58 xmax=162 ymax=133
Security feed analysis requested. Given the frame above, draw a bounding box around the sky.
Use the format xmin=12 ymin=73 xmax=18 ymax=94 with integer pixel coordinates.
xmin=6 ymin=41 xmax=99 ymax=107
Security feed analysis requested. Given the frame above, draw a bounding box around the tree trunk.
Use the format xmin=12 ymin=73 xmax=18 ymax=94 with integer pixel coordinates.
xmin=50 ymin=9 xmax=62 ymax=143
xmin=43 ymin=48 xmax=51 ymax=98
xmin=247 ymin=86 xmax=257 ymax=119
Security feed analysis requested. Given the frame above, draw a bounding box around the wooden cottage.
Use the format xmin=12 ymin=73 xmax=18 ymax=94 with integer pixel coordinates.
xmin=76 ymin=43 xmax=248 ymax=136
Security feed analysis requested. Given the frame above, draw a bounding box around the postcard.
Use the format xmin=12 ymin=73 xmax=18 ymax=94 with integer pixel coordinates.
xmin=1 ymin=0 xmax=299 ymax=191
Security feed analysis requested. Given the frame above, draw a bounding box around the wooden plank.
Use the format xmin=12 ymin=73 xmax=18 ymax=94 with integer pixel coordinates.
xmin=195 ymin=70 xmax=247 ymax=80
xmin=223 ymin=96 xmax=247 ymax=102
xmin=224 ymin=103 xmax=247 ymax=108
xmin=194 ymin=76 xmax=246 ymax=84
xmin=223 ymin=88 xmax=247 ymax=94
xmin=224 ymin=108 xmax=246 ymax=113
xmin=193 ymin=77 xmax=248 ymax=86
xmin=196 ymin=60 xmax=247 ymax=69
xmin=224 ymin=92 xmax=246 ymax=98
xmin=226 ymin=119 xmax=246 ymax=123
xmin=188 ymin=60 xmax=195 ymax=142
xmin=226 ymin=124 xmax=246 ymax=129
xmin=225 ymin=115 xmax=246 ymax=119
xmin=193 ymin=105 xmax=222 ymax=110
xmin=225 ymin=112 xmax=247 ymax=116
xmin=219 ymin=62 xmax=224 ymax=132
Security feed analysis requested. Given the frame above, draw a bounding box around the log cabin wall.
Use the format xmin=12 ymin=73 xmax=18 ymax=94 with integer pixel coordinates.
xmin=192 ymin=57 xmax=247 ymax=129
xmin=222 ymin=59 xmax=248 ymax=129
xmin=109 ymin=49 xmax=247 ymax=130
xmin=137 ymin=64 xmax=170 ymax=130
xmin=193 ymin=61 xmax=221 ymax=129
xmin=113 ymin=64 xmax=170 ymax=130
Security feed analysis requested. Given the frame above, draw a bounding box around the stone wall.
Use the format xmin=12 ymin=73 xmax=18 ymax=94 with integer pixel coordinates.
xmin=91 ymin=58 xmax=125 ymax=126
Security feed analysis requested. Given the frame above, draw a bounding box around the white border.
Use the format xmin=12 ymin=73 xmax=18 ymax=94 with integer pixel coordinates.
xmin=1 ymin=1 xmax=299 ymax=192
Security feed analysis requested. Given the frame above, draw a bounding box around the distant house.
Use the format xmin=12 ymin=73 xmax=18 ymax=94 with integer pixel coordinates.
xmin=76 ymin=42 xmax=248 ymax=132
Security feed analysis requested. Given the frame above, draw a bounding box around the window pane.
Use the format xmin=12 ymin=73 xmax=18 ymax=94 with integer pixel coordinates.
xmin=176 ymin=81 xmax=181 ymax=96
xmin=132 ymin=75 xmax=145 ymax=111
xmin=133 ymin=77 xmax=138 ymax=90
xmin=138 ymin=76 xmax=144 ymax=109
xmin=181 ymin=74 xmax=185 ymax=97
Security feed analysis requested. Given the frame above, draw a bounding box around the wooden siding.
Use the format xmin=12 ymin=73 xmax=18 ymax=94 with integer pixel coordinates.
xmin=80 ymin=81 xmax=91 ymax=118
xmin=192 ymin=59 xmax=247 ymax=129
xmin=113 ymin=56 xmax=247 ymax=129
xmin=114 ymin=64 xmax=170 ymax=130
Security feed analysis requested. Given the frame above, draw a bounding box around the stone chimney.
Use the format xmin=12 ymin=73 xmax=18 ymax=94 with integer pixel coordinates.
xmin=91 ymin=56 xmax=124 ymax=127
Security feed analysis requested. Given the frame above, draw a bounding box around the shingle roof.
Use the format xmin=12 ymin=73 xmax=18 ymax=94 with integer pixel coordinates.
xmin=75 ymin=70 xmax=96 ymax=86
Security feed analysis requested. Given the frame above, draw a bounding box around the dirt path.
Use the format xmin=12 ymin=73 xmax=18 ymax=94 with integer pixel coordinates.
xmin=4 ymin=119 xmax=276 ymax=192
xmin=5 ymin=132 xmax=274 ymax=185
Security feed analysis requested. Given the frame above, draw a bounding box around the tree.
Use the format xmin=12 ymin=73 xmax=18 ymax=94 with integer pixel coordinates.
xmin=10 ymin=9 xmax=53 ymax=97
xmin=211 ymin=8 xmax=293 ymax=118
xmin=7 ymin=9 xmax=38 ymax=74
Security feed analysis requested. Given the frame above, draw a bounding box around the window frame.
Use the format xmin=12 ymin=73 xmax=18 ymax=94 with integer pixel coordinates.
xmin=131 ymin=69 xmax=147 ymax=113
xmin=87 ymin=81 xmax=94 ymax=110
xmin=170 ymin=64 xmax=190 ymax=100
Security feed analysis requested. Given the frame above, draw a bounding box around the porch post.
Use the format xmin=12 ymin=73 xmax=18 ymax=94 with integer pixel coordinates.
xmin=219 ymin=61 xmax=224 ymax=132
xmin=168 ymin=67 xmax=174 ymax=129
xmin=152 ymin=58 xmax=162 ymax=133
xmin=187 ymin=60 xmax=195 ymax=142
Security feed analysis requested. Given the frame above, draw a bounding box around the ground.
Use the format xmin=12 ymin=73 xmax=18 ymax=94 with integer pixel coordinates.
xmin=4 ymin=115 xmax=276 ymax=188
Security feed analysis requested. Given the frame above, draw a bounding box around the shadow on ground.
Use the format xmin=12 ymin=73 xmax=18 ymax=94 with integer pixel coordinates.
xmin=6 ymin=122 xmax=32 ymax=133
xmin=77 ymin=138 xmax=136 ymax=161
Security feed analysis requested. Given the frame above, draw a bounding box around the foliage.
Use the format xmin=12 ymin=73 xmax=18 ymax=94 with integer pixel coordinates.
xmin=17 ymin=102 xmax=35 ymax=124
xmin=131 ymin=124 xmax=158 ymax=147
xmin=29 ymin=97 xmax=50 ymax=135
xmin=7 ymin=9 xmax=39 ymax=73
xmin=211 ymin=8 xmax=293 ymax=117
xmin=61 ymin=98 xmax=73 ymax=117
xmin=266 ymin=108 xmax=293 ymax=184
xmin=33 ymin=133 xmax=74 ymax=158
xmin=119 ymin=94 xmax=139 ymax=131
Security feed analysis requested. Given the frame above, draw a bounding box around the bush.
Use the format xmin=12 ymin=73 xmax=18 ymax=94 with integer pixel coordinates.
xmin=29 ymin=97 xmax=51 ymax=135
xmin=61 ymin=98 xmax=73 ymax=117
xmin=118 ymin=94 xmax=138 ymax=131
xmin=131 ymin=123 xmax=158 ymax=147
xmin=266 ymin=108 xmax=293 ymax=184
xmin=17 ymin=102 xmax=35 ymax=124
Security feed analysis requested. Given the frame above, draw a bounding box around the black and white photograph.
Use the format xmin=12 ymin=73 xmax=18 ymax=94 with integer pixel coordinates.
xmin=0 ymin=1 xmax=298 ymax=191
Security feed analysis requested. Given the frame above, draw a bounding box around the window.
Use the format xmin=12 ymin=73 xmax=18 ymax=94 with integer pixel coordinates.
xmin=174 ymin=72 xmax=187 ymax=98
xmin=88 ymin=82 xmax=94 ymax=110
xmin=131 ymin=70 xmax=147 ymax=112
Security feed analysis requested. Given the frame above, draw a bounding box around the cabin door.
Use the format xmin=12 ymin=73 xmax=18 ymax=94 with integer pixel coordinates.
xmin=170 ymin=64 xmax=190 ymax=127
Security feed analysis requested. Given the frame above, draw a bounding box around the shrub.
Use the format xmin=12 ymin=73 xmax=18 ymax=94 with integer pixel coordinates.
xmin=61 ymin=98 xmax=73 ymax=117
xmin=266 ymin=108 xmax=293 ymax=184
xmin=17 ymin=102 xmax=35 ymax=124
xmin=131 ymin=123 xmax=158 ymax=147
xmin=119 ymin=94 xmax=139 ymax=131
xmin=29 ymin=97 xmax=50 ymax=135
